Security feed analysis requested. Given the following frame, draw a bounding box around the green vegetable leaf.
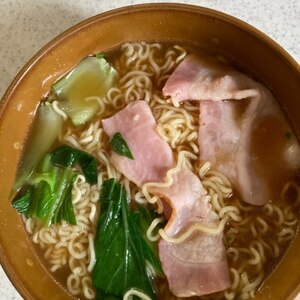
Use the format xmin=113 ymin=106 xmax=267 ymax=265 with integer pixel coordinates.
xmin=11 ymin=102 xmax=63 ymax=195
xmin=50 ymin=145 xmax=98 ymax=184
xmin=92 ymin=179 xmax=160 ymax=299
xmin=131 ymin=210 xmax=163 ymax=277
xmin=12 ymin=152 xmax=77 ymax=227
xmin=109 ymin=132 xmax=134 ymax=160
xmin=53 ymin=179 xmax=77 ymax=225
xmin=12 ymin=188 xmax=32 ymax=215
xmin=53 ymin=55 xmax=117 ymax=126
xmin=95 ymin=53 xmax=105 ymax=59
xmin=28 ymin=172 xmax=58 ymax=192
xmin=12 ymin=144 xmax=98 ymax=226
xmin=96 ymin=291 xmax=121 ymax=300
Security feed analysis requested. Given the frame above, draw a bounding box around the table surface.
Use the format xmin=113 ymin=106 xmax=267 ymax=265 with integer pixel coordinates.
xmin=0 ymin=0 xmax=299 ymax=299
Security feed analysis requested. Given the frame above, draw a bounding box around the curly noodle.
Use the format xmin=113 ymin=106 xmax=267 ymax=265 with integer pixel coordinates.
xmin=25 ymin=42 xmax=299 ymax=300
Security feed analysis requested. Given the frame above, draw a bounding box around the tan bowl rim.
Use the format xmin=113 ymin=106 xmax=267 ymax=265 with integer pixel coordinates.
xmin=1 ymin=3 xmax=299 ymax=108
xmin=0 ymin=3 xmax=300 ymax=299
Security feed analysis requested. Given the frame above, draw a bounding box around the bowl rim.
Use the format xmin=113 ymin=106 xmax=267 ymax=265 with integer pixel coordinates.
xmin=0 ymin=3 xmax=300 ymax=299
xmin=1 ymin=3 xmax=299 ymax=109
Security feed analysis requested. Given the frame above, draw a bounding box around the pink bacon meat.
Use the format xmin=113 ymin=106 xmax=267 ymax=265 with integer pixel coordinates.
xmin=102 ymin=100 xmax=174 ymax=186
xmin=102 ymin=100 xmax=230 ymax=297
xmin=164 ymin=55 xmax=300 ymax=206
xmin=151 ymin=164 xmax=231 ymax=297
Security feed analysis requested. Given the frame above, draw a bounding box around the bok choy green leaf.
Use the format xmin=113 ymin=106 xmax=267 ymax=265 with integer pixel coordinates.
xmin=11 ymin=188 xmax=32 ymax=215
xmin=109 ymin=132 xmax=134 ymax=160
xmin=50 ymin=144 xmax=98 ymax=184
xmin=12 ymin=153 xmax=77 ymax=226
xmin=92 ymin=178 xmax=162 ymax=299
xmin=53 ymin=54 xmax=117 ymax=126
xmin=12 ymin=145 xmax=98 ymax=227
xmin=12 ymin=102 xmax=63 ymax=195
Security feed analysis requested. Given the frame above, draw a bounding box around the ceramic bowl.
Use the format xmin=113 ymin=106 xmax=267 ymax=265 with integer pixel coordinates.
xmin=0 ymin=3 xmax=299 ymax=300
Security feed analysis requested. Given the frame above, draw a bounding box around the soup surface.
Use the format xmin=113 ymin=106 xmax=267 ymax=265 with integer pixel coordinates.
xmin=13 ymin=42 xmax=300 ymax=300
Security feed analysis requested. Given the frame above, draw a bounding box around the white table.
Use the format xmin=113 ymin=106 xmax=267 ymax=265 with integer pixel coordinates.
xmin=0 ymin=0 xmax=299 ymax=299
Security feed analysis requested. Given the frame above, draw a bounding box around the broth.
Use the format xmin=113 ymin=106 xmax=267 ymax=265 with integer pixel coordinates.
xmin=17 ymin=42 xmax=300 ymax=300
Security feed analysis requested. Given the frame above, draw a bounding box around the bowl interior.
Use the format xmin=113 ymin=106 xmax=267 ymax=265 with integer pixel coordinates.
xmin=0 ymin=3 xmax=300 ymax=299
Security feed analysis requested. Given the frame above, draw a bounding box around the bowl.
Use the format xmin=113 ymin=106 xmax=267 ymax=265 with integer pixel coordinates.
xmin=0 ymin=3 xmax=300 ymax=300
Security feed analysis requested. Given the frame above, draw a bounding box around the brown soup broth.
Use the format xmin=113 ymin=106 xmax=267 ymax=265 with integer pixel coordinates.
xmin=18 ymin=41 xmax=300 ymax=300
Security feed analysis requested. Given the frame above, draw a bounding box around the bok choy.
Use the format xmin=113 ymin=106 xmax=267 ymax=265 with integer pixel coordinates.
xmin=109 ymin=132 xmax=134 ymax=160
xmin=50 ymin=145 xmax=98 ymax=184
xmin=12 ymin=145 xmax=98 ymax=226
xmin=52 ymin=54 xmax=117 ymax=126
xmin=12 ymin=102 xmax=63 ymax=195
xmin=92 ymin=178 xmax=162 ymax=299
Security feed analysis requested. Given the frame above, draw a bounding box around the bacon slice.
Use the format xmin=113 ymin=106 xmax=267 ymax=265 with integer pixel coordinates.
xmin=163 ymin=55 xmax=259 ymax=103
xmin=151 ymin=165 xmax=231 ymax=297
xmin=164 ymin=55 xmax=300 ymax=206
xmin=102 ymin=101 xmax=230 ymax=297
xmin=102 ymin=100 xmax=174 ymax=186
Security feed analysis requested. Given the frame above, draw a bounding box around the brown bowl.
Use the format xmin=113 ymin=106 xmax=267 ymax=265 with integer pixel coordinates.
xmin=0 ymin=3 xmax=299 ymax=300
